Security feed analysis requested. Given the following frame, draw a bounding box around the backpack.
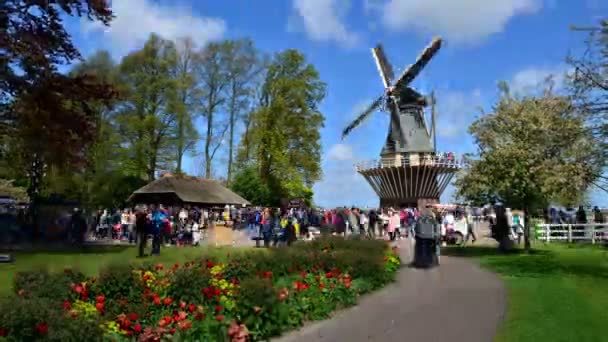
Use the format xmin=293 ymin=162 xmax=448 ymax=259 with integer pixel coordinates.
xmin=255 ymin=212 xmax=261 ymax=224
xmin=415 ymin=215 xmax=438 ymax=239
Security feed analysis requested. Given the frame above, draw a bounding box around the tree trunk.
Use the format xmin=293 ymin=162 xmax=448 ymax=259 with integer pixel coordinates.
xmin=176 ymin=111 xmax=184 ymax=174
xmin=204 ymin=110 xmax=213 ymax=179
xmin=524 ymin=206 xmax=531 ymax=251
xmin=227 ymin=100 xmax=235 ymax=183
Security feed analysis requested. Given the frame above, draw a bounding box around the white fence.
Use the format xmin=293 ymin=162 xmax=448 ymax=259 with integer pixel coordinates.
xmin=536 ymin=223 xmax=608 ymax=244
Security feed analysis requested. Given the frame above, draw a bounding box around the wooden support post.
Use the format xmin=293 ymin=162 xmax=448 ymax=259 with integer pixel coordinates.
xmin=545 ymin=225 xmax=550 ymax=242
xmin=591 ymin=225 xmax=596 ymax=244
xmin=567 ymin=224 xmax=572 ymax=243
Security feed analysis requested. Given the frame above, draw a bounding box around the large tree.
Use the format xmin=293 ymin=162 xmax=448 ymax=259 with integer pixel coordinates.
xmin=567 ymin=19 xmax=608 ymax=188
xmin=223 ymin=39 xmax=263 ymax=183
xmin=170 ymin=37 xmax=199 ymax=174
xmin=196 ymin=42 xmax=230 ymax=179
xmin=454 ymin=82 xmax=604 ymax=250
xmin=1 ymin=0 xmax=115 ymax=201
xmin=236 ymin=49 xmax=325 ymax=204
xmin=115 ymin=34 xmax=178 ymax=181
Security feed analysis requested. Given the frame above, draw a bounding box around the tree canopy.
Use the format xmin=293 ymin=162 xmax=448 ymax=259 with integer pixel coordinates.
xmin=232 ymin=49 xmax=325 ymax=206
xmin=455 ymin=81 xmax=604 ymax=248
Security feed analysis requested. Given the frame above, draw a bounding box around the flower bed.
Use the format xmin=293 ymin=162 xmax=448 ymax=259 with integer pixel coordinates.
xmin=0 ymin=238 xmax=400 ymax=341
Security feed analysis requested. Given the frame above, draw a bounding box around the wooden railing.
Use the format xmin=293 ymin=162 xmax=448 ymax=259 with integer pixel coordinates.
xmin=535 ymin=223 xmax=608 ymax=244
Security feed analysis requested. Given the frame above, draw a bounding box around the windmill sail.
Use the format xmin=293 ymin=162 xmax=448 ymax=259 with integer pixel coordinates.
xmin=371 ymin=44 xmax=395 ymax=88
xmin=393 ymin=37 xmax=442 ymax=90
xmin=342 ymin=95 xmax=384 ymax=139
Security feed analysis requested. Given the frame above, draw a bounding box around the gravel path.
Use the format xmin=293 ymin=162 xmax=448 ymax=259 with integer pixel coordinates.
xmin=274 ymin=239 xmax=506 ymax=342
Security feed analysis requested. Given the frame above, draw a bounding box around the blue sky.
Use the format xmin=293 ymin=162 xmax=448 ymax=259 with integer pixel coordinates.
xmin=64 ymin=0 xmax=607 ymax=207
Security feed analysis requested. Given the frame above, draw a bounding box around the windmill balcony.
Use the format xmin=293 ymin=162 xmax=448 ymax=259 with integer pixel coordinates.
xmin=354 ymin=152 xmax=463 ymax=209
xmin=355 ymin=152 xmax=465 ymax=171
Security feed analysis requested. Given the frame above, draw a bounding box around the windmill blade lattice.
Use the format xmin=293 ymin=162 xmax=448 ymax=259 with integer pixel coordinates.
xmin=392 ymin=37 xmax=442 ymax=90
xmin=371 ymin=44 xmax=395 ymax=88
xmin=342 ymin=96 xmax=384 ymax=139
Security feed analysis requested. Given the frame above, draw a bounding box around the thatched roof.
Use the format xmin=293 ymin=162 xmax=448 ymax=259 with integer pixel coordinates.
xmin=128 ymin=175 xmax=250 ymax=206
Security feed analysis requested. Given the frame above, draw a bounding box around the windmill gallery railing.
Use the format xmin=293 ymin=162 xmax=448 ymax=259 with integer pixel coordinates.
xmin=355 ymin=153 xmax=466 ymax=171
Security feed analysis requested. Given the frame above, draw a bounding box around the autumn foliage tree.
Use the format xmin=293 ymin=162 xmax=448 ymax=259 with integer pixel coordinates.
xmin=455 ymin=81 xmax=604 ymax=250
xmin=1 ymin=0 xmax=116 ymax=201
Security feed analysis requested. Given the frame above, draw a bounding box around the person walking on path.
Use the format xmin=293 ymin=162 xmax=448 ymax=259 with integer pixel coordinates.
xmin=135 ymin=206 xmax=148 ymax=257
xmin=387 ymin=209 xmax=398 ymax=241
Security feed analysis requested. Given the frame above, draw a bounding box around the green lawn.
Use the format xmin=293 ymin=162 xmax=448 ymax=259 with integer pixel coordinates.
xmin=0 ymin=245 xmax=251 ymax=296
xmin=445 ymin=244 xmax=608 ymax=342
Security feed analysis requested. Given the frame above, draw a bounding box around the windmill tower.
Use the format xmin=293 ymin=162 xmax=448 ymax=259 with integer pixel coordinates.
xmin=342 ymin=38 xmax=461 ymax=208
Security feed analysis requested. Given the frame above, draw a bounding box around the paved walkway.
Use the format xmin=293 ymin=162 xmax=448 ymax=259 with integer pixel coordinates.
xmin=274 ymin=239 xmax=506 ymax=342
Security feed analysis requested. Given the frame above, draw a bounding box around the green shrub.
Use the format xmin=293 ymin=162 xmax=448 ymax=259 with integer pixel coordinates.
xmin=167 ymin=266 xmax=211 ymax=304
xmin=0 ymin=296 xmax=104 ymax=342
xmin=13 ymin=268 xmax=87 ymax=300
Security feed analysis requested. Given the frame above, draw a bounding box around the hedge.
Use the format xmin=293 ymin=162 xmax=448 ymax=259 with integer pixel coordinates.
xmin=0 ymin=237 xmax=401 ymax=341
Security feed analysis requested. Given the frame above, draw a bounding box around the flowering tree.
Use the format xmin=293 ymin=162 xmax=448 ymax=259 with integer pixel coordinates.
xmin=455 ymin=82 xmax=604 ymax=250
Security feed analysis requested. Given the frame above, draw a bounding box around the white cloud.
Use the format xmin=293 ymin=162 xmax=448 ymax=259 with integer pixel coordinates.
xmin=81 ymin=0 xmax=226 ymax=56
xmin=326 ymin=143 xmax=354 ymax=161
xmin=509 ymin=65 xmax=570 ymax=95
xmin=374 ymin=0 xmax=542 ymax=45
xmin=289 ymin=0 xmax=360 ymax=47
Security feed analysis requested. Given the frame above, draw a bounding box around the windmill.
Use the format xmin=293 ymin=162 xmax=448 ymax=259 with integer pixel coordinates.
xmin=346 ymin=37 xmax=460 ymax=209
xmin=342 ymin=37 xmax=442 ymax=156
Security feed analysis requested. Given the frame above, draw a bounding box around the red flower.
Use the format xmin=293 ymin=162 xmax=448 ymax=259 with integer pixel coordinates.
xmin=96 ymin=295 xmax=105 ymax=303
xmin=194 ymin=312 xmax=204 ymax=321
xmin=95 ymin=302 xmax=104 ymax=312
xmin=133 ymin=323 xmax=142 ymax=333
xmin=169 ymin=328 xmax=176 ymax=334
xmin=215 ymin=305 xmax=222 ymax=312
xmin=35 ymin=323 xmax=48 ymax=335
xmin=319 ymin=282 xmax=325 ymax=289
xmin=173 ymin=262 xmax=180 ymax=270
xmin=216 ymin=315 xmax=224 ymax=322
xmin=174 ymin=311 xmax=187 ymax=322
xmin=158 ymin=316 xmax=172 ymax=328
xmin=0 ymin=328 xmax=8 ymax=337
xmin=179 ymin=301 xmax=186 ymax=309
xmin=231 ymin=278 xmax=239 ymax=285
xmin=81 ymin=289 xmax=90 ymax=300
xmin=178 ymin=320 xmax=192 ymax=330
xmin=63 ymin=301 xmax=71 ymax=310
xmin=163 ymin=297 xmax=172 ymax=306
xmin=188 ymin=304 xmax=196 ymax=313
xmin=206 ymin=260 xmax=215 ymax=268
xmin=74 ymin=285 xmax=83 ymax=294
xmin=121 ymin=319 xmax=131 ymax=329
xmin=325 ymin=272 xmax=334 ymax=279
xmin=155 ymin=263 xmax=164 ymax=270
xmin=153 ymin=297 xmax=161 ymax=305
xmin=128 ymin=312 xmax=138 ymax=321
xmin=299 ymin=271 xmax=307 ymax=278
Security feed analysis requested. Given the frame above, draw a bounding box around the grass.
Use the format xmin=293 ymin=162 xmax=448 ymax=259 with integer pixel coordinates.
xmin=0 ymin=245 xmax=252 ymax=296
xmin=444 ymin=244 xmax=608 ymax=342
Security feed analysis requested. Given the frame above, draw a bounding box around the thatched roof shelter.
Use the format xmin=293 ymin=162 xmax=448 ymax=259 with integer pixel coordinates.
xmin=128 ymin=174 xmax=250 ymax=207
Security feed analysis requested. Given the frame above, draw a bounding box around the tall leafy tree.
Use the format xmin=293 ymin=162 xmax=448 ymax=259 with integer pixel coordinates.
xmin=170 ymin=37 xmax=199 ymax=174
xmin=454 ymin=82 xmax=604 ymax=250
xmin=1 ymin=0 xmax=115 ymax=202
xmin=115 ymin=34 xmax=178 ymax=181
xmin=238 ymin=49 xmax=325 ymax=203
xmin=222 ymin=39 xmax=264 ymax=183
xmin=196 ymin=42 xmax=230 ymax=179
